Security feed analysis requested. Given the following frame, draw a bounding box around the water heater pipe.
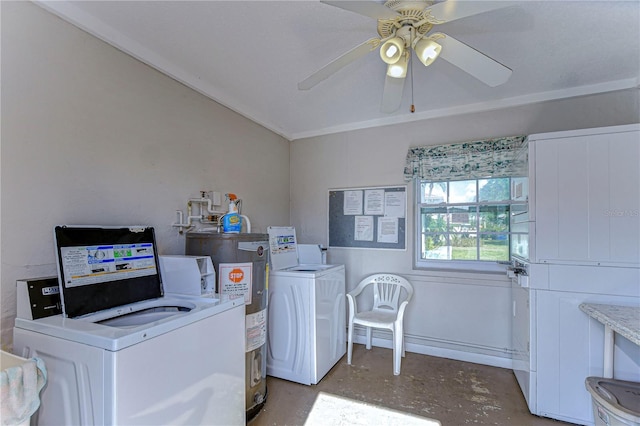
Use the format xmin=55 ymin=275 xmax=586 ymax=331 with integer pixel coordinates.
xmin=241 ymin=215 xmax=252 ymax=233
xmin=172 ymin=197 xmax=226 ymax=233
xmin=188 ymin=197 xmax=226 ymax=215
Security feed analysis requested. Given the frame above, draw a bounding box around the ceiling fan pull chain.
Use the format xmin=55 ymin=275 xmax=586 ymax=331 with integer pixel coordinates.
xmin=410 ymin=27 xmax=415 ymax=113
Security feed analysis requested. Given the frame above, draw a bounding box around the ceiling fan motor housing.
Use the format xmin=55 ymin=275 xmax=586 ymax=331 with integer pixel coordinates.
xmin=378 ymin=0 xmax=435 ymax=41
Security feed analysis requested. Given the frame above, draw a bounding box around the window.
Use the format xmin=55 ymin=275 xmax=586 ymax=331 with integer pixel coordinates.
xmin=404 ymin=134 xmax=529 ymax=272
xmin=415 ymin=177 xmax=525 ymax=272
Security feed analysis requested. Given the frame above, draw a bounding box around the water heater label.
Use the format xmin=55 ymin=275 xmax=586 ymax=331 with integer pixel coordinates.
xmin=219 ymin=262 xmax=253 ymax=305
xmin=246 ymin=309 xmax=267 ymax=352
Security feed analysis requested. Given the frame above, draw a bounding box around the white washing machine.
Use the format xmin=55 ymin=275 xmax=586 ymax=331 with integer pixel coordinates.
xmin=13 ymin=226 xmax=245 ymax=425
xmin=266 ymin=226 xmax=346 ymax=385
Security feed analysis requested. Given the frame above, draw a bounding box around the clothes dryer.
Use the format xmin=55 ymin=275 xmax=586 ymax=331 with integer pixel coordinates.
xmin=13 ymin=226 xmax=245 ymax=425
xmin=266 ymin=227 xmax=346 ymax=385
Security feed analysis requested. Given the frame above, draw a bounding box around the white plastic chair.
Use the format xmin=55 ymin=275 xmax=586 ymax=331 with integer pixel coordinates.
xmin=346 ymin=273 xmax=413 ymax=375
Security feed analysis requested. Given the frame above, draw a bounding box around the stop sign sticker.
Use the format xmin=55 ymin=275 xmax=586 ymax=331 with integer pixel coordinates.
xmin=219 ymin=263 xmax=253 ymax=305
xmin=229 ymin=268 xmax=244 ymax=283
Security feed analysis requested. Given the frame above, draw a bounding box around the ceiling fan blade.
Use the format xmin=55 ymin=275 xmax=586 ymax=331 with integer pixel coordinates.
xmin=298 ymin=38 xmax=380 ymax=90
xmin=436 ymin=33 xmax=512 ymax=87
xmin=320 ymin=1 xmax=400 ymax=20
xmin=381 ymin=75 xmax=406 ymax=113
xmin=425 ymin=1 xmax=514 ymax=24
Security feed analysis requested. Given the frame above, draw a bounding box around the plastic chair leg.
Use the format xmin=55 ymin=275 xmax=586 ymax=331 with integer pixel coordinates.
xmin=402 ymin=335 xmax=406 ymax=358
xmin=365 ymin=327 xmax=372 ymax=350
xmin=347 ymin=322 xmax=354 ymax=365
xmin=393 ymin=327 xmax=403 ymax=375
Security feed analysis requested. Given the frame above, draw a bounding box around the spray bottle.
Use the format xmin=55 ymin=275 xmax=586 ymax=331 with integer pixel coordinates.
xmin=222 ymin=193 xmax=242 ymax=233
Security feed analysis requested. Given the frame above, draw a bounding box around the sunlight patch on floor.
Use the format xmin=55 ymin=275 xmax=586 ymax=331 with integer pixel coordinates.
xmin=304 ymin=392 xmax=441 ymax=425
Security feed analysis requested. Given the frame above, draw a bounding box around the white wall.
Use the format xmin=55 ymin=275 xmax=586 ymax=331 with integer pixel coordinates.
xmin=0 ymin=2 xmax=290 ymax=347
xmin=290 ymin=89 xmax=640 ymax=366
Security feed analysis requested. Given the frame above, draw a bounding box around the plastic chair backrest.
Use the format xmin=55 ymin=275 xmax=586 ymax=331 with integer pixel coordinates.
xmin=368 ymin=274 xmax=413 ymax=313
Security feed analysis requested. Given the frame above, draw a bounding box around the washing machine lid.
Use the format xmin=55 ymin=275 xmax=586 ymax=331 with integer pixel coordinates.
xmin=54 ymin=226 xmax=163 ymax=318
xmin=14 ymin=295 xmax=242 ymax=351
xmin=286 ymin=264 xmax=336 ymax=272
xmin=269 ymin=263 xmax=345 ymax=277
xmin=267 ymin=226 xmax=300 ymax=271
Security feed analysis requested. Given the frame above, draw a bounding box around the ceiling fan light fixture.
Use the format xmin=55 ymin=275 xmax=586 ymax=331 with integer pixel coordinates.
xmin=415 ymin=38 xmax=442 ymax=67
xmin=380 ymin=37 xmax=405 ymax=64
xmin=386 ymin=52 xmax=409 ymax=78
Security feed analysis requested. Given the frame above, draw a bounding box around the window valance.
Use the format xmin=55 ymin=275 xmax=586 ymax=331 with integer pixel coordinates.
xmin=403 ymin=135 xmax=528 ymax=182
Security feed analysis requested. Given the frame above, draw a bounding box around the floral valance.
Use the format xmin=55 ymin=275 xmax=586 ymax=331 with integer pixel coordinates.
xmin=403 ymin=135 xmax=528 ymax=182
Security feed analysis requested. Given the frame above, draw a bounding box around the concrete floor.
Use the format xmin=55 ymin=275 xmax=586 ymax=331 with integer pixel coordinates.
xmin=250 ymin=345 xmax=572 ymax=426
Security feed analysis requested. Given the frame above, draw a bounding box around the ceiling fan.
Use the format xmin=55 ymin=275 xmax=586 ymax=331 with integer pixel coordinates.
xmin=298 ymin=0 xmax=514 ymax=113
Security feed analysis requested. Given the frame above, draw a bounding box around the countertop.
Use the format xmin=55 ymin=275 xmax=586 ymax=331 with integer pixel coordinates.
xmin=579 ymin=303 xmax=640 ymax=346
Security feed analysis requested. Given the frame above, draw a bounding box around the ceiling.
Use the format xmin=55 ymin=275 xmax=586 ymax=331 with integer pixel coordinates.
xmin=36 ymin=1 xmax=640 ymax=141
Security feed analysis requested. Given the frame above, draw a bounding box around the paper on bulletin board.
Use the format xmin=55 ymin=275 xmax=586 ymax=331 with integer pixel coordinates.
xmin=384 ymin=191 xmax=405 ymax=218
xmin=364 ymin=189 xmax=385 ymax=215
xmin=344 ymin=190 xmax=363 ymax=215
xmin=219 ymin=262 xmax=253 ymax=305
xmin=354 ymin=216 xmax=374 ymax=241
xmin=377 ymin=217 xmax=399 ymax=243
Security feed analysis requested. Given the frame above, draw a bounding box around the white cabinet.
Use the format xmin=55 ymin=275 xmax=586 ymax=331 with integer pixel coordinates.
xmin=535 ymin=287 xmax=640 ymax=425
xmin=531 ymin=124 xmax=640 ymax=266
xmin=521 ymin=124 xmax=640 ymax=426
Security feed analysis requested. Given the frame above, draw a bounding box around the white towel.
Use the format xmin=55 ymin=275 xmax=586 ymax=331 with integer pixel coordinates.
xmin=1 ymin=357 xmax=47 ymax=425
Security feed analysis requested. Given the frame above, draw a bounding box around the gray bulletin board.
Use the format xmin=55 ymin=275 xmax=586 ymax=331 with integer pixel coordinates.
xmin=328 ymin=185 xmax=407 ymax=250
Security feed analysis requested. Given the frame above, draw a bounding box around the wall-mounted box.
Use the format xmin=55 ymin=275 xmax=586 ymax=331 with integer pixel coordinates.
xmin=159 ymin=255 xmax=215 ymax=296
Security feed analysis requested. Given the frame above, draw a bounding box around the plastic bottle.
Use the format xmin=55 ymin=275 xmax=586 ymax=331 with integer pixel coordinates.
xmin=222 ymin=194 xmax=242 ymax=233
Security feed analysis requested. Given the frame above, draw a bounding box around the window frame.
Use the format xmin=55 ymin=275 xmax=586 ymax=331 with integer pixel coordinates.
xmin=414 ymin=177 xmax=526 ymax=273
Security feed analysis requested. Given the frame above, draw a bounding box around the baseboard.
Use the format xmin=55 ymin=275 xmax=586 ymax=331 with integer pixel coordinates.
xmin=351 ymin=332 xmax=514 ymax=370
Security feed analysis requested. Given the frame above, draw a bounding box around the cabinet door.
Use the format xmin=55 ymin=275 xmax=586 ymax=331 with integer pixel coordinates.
xmin=535 ymin=290 xmax=640 ymax=425
xmin=536 ymin=290 xmax=595 ymax=424
xmin=534 ymin=129 xmax=640 ymax=265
